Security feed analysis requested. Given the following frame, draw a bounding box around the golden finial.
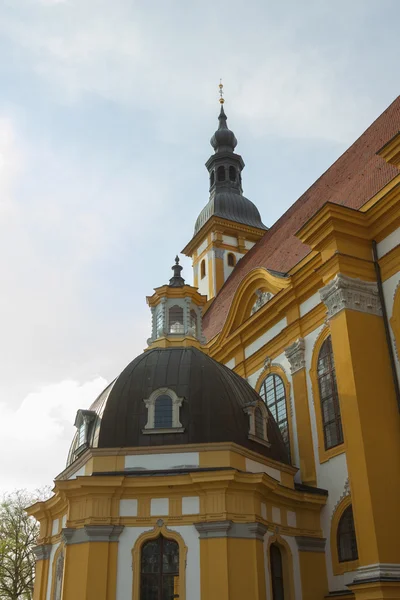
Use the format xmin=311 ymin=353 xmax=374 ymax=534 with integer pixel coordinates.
xmin=219 ymin=79 xmax=224 ymax=104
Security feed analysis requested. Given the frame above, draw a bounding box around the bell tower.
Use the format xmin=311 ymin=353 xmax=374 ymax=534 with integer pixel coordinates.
xmin=182 ymin=83 xmax=267 ymax=300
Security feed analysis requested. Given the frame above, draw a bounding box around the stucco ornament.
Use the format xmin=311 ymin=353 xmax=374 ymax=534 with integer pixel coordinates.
xmin=319 ymin=274 xmax=382 ymax=319
xmin=285 ymin=338 xmax=306 ymax=374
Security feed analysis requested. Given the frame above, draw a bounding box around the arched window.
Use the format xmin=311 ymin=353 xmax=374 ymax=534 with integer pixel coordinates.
xmin=337 ymin=505 xmax=358 ymax=562
xmin=200 ymin=259 xmax=206 ymax=279
xmin=140 ymin=536 xmax=179 ymax=600
xmin=210 ymin=171 xmax=215 ymax=187
xmin=229 ymin=166 xmax=236 ymax=181
xmin=227 ymin=253 xmax=236 ymax=267
xmin=154 ymin=395 xmax=173 ymax=429
xmin=317 ymin=336 xmax=343 ymax=449
xmin=259 ymin=374 xmax=290 ymax=459
xmin=217 ymin=166 xmax=226 ymax=181
xmin=169 ymin=305 xmax=184 ymax=334
xmin=270 ymin=544 xmax=284 ymax=600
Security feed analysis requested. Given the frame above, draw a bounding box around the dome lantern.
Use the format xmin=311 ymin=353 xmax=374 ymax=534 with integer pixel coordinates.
xmin=146 ymin=256 xmax=207 ymax=349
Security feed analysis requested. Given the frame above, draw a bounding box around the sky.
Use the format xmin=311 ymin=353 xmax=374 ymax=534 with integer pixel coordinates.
xmin=0 ymin=0 xmax=399 ymax=493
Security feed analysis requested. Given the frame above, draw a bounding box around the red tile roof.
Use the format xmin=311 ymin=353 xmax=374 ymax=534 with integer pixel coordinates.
xmin=203 ymin=96 xmax=400 ymax=341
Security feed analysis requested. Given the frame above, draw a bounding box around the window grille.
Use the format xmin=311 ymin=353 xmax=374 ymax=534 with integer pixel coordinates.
xmin=140 ymin=536 xmax=179 ymax=600
xmin=317 ymin=336 xmax=343 ymax=449
xmin=154 ymin=395 xmax=173 ymax=429
xmin=168 ymin=306 xmax=184 ymax=334
xmin=337 ymin=505 xmax=358 ymax=562
xmin=259 ymin=374 xmax=290 ymax=460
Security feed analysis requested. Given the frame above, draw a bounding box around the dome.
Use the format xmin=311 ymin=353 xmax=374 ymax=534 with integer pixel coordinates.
xmin=210 ymin=105 xmax=237 ymax=153
xmin=69 ymin=347 xmax=289 ymax=465
xmin=194 ymin=191 xmax=267 ymax=235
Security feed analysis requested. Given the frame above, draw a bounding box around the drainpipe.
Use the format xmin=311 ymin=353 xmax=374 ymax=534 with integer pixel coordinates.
xmin=372 ymin=240 xmax=400 ymax=411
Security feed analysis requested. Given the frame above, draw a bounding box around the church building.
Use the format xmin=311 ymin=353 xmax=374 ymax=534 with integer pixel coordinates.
xmin=28 ymin=91 xmax=400 ymax=600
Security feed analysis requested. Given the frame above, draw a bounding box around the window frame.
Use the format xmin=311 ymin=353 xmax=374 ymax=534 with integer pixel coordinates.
xmin=132 ymin=523 xmax=188 ymax=600
xmin=143 ymin=388 xmax=184 ymax=434
xmin=310 ymin=327 xmax=345 ymax=463
xmin=331 ymin=495 xmax=359 ymax=575
xmin=258 ymin=372 xmax=291 ymax=461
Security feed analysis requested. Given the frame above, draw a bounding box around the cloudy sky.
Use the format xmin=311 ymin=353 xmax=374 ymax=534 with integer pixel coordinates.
xmin=0 ymin=0 xmax=398 ymax=493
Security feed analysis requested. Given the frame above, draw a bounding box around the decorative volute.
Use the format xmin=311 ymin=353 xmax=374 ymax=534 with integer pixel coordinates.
xmin=146 ymin=256 xmax=208 ymax=350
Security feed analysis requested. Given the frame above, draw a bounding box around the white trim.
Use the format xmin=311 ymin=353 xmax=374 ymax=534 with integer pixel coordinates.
xmin=143 ymin=387 xmax=183 ymax=432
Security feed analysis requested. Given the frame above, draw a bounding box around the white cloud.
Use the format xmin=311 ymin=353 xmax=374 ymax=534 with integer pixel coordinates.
xmin=0 ymin=0 xmax=380 ymax=144
xmin=0 ymin=377 xmax=107 ymax=492
xmin=0 ymin=118 xmax=23 ymax=221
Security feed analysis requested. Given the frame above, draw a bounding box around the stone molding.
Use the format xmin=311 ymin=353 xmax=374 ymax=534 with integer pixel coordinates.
xmin=61 ymin=525 xmax=124 ymax=545
xmin=295 ymin=536 xmax=326 ymax=552
xmin=319 ymin=274 xmax=382 ymax=319
xmin=195 ymin=521 xmax=267 ymax=540
xmin=285 ymin=338 xmax=306 ymax=374
xmin=33 ymin=544 xmax=52 ymax=561
xmin=352 ymin=563 xmax=400 ymax=583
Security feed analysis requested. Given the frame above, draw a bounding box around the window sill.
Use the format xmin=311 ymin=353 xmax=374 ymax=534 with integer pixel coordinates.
xmin=142 ymin=427 xmax=185 ymax=435
xmin=333 ymin=558 xmax=359 ymax=575
xmin=248 ymin=434 xmax=271 ymax=448
xmin=74 ymin=443 xmax=88 ymax=457
xmin=319 ymin=442 xmax=345 ymax=464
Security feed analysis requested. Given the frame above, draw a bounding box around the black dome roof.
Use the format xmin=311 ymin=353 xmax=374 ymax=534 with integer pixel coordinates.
xmin=92 ymin=347 xmax=289 ymax=464
xmin=194 ymin=191 xmax=267 ymax=235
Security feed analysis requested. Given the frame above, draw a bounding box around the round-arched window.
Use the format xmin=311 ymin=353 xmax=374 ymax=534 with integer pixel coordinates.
xmin=317 ymin=336 xmax=343 ymax=449
xmin=337 ymin=505 xmax=358 ymax=562
xmin=168 ymin=305 xmax=184 ymax=334
xmin=227 ymin=253 xmax=236 ymax=267
xmin=141 ymin=536 xmax=179 ymax=598
xmin=200 ymin=259 xmax=206 ymax=279
xmin=217 ymin=166 xmax=226 ymax=181
xmin=229 ymin=166 xmax=236 ymax=181
xmin=270 ymin=544 xmax=284 ymax=600
xmin=259 ymin=374 xmax=290 ymax=460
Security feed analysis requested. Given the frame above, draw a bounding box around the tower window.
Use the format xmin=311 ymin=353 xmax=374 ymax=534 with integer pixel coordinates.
xmin=229 ymin=166 xmax=236 ymax=181
xmin=337 ymin=505 xmax=358 ymax=562
xmin=154 ymin=395 xmax=173 ymax=428
xmin=227 ymin=253 xmax=236 ymax=267
xmin=210 ymin=171 xmax=215 ymax=186
xmin=168 ymin=305 xmax=184 ymax=334
xmin=317 ymin=336 xmax=343 ymax=450
xmin=217 ymin=166 xmax=226 ymax=181
xmin=140 ymin=536 xmax=179 ymax=600
xmin=200 ymin=259 xmax=206 ymax=279
xmin=259 ymin=374 xmax=290 ymax=460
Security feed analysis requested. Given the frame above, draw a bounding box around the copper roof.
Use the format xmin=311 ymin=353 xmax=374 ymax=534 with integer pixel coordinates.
xmin=203 ymin=96 xmax=400 ymax=341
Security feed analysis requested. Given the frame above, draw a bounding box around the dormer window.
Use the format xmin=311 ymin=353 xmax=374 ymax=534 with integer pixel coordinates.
xmin=73 ymin=409 xmax=96 ymax=456
xmin=243 ymin=401 xmax=270 ymax=447
xmin=143 ymin=388 xmax=184 ymax=434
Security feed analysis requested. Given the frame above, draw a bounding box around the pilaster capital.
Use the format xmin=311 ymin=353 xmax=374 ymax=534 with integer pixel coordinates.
xmin=285 ymin=338 xmax=306 ymax=374
xmin=213 ymin=248 xmax=225 ymax=260
xmin=61 ymin=525 xmax=124 ymax=545
xmin=319 ymin=274 xmax=381 ymax=319
xmin=32 ymin=544 xmax=52 ymax=561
